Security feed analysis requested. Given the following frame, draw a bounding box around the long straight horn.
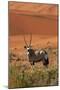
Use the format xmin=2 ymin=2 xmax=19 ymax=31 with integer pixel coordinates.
xmin=24 ymin=35 xmax=28 ymax=46
xmin=29 ymin=33 xmax=32 ymax=46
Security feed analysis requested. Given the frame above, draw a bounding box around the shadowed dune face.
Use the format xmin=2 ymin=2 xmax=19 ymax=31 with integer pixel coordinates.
xmin=9 ymin=13 xmax=58 ymax=35
xmin=9 ymin=2 xmax=58 ymax=36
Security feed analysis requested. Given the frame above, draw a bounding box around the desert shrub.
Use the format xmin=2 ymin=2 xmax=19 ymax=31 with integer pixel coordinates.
xmin=9 ymin=51 xmax=21 ymax=62
xmin=9 ymin=62 xmax=58 ymax=89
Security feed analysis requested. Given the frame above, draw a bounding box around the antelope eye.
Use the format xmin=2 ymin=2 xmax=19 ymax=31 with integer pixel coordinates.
xmin=24 ymin=46 xmax=26 ymax=48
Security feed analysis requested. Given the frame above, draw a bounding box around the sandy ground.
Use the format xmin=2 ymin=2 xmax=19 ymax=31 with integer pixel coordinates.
xmin=9 ymin=35 xmax=57 ymax=49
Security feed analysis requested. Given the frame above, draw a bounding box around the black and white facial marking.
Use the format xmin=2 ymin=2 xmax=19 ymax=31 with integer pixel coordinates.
xmin=24 ymin=46 xmax=35 ymax=57
xmin=24 ymin=34 xmax=49 ymax=67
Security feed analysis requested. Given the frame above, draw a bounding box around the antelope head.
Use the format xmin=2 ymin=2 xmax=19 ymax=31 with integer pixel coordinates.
xmin=24 ymin=34 xmax=33 ymax=55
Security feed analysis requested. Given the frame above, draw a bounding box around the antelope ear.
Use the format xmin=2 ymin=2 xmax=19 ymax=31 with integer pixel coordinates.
xmin=24 ymin=46 xmax=27 ymax=49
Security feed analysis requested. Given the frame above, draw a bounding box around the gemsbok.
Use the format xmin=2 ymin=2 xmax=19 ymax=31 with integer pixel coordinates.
xmin=24 ymin=34 xmax=49 ymax=67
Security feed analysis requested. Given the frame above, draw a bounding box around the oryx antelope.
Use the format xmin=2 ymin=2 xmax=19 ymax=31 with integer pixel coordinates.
xmin=24 ymin=34 xmax=49 ymax=67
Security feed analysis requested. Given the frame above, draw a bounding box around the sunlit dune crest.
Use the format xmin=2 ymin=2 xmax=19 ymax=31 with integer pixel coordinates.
xmin=9 ymin=2 xmax=58 ymax=16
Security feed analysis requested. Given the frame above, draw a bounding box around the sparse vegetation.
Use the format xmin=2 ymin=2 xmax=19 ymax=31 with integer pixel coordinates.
xmin=8 ymin=47 xmax=58 ymax=89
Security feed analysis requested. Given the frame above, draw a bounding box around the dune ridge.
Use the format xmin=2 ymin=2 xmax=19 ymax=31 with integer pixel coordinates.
xmin=9 ymin=2 xmax=58 ymax=36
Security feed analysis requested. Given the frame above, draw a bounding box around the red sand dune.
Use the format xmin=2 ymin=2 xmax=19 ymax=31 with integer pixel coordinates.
xmin=9 ymin=2 xmax=58 ymax=36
